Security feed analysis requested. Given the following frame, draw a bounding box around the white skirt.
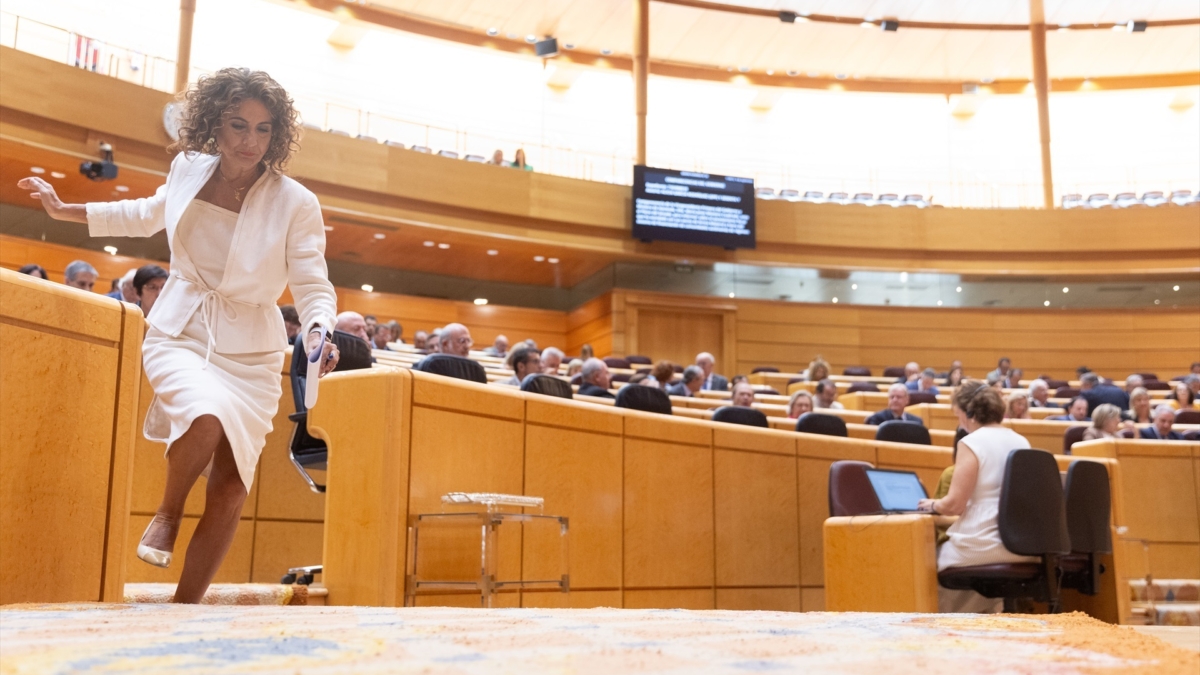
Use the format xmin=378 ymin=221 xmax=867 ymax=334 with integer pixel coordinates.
xmin=142 ymin=312 xmax=285 ymax=493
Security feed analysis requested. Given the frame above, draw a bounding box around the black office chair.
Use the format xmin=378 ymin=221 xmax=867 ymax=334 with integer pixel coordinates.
xmin=907 ymin=392 xmax=938 ymax=405
xmin=1059 ymin=461 xmax=1112 ymax=596
xmin=843 ymin=367 xmax=871 ymax=377
xmin=625 ymin=355 xmax=653 ymax=365
xmin=413 ymin=354 xmax=487 ymax=383
xmin=614 ymin=385 xmax=672 ymax=415
xmin=795 ymin=412 xmax=848 ymax=437
xmin=520 ymin=373 xmax=573 ymax=399
xmin=1175 ymin=410 xmax=1200 ymax=425
xmin=937 ymin=449 xmax=1071 ymax=612
xmin=712 ymin=406 xmax=768 ymax=428
xmin=846 ymin=382 xmax=879 ymax=393
xmin=875 ymin=419 xmax=931 ymax=445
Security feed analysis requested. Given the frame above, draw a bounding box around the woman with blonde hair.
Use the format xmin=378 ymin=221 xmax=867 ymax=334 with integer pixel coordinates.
xmin=787 ymin=390 xmax=814 ymax=419
xmin=1084 ymin=403 xmax=1129 ymax=440
xmin=1124 ymin=387 xmax=1153 ymax=424
xmin=803 ymin=357 xmax=830 ymax=383
xmin=1004 ymin=391 xmax=1031 ymax=420
xmin=19 ymin=68 xmax=339 ymax=603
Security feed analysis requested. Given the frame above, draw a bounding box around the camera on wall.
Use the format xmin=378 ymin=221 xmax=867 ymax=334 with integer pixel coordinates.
xmin=80 ymin=142 xmax=118 ymax=181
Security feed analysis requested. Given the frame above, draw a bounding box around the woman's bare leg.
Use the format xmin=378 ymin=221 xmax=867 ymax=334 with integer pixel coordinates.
xmin=141 ymin=415 xmax=226 ymax=552
xmin=173 ymin=430 xmax=248 ymax=603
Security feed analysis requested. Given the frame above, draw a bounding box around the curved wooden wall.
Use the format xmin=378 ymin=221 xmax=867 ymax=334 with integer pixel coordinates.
xmin=2 ymin=47 xmax=1197 ymax=278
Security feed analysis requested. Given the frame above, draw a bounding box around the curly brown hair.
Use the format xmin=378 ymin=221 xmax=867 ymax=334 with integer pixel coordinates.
xmin=171 ymin=67 xmax=301 ymax=174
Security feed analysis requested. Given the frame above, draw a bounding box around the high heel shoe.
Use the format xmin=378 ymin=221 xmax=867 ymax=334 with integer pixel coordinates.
xmin=137 ymin=516 xmax=173 ymax=568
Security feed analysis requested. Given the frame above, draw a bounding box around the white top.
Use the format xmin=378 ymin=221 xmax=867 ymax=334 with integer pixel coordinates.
xmin=938 ymin=425 xmax=1039 ymax=571
xmin=178 ymin=200 xmax=237 ymax=289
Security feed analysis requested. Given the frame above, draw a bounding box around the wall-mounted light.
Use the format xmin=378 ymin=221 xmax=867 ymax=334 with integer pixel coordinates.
xmin=361 ymin=284 xmax=374 ymax=292
xmin=474 ymin=298 xmax=488 ymax=305
xmin=103 ymin=246 xmax=118 ymax=255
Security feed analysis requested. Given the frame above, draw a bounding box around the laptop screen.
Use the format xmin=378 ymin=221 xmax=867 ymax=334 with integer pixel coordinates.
xmin=865 ymin=469 xmax=929 ymax=512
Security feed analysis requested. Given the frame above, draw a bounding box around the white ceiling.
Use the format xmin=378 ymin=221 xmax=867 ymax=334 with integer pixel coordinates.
xmin=371 ymin=0 xmax=1200 ymax=81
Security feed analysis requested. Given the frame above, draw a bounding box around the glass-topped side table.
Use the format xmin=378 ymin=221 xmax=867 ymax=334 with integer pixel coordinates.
xmin=405 ymin=492 xmax=569 ymax=608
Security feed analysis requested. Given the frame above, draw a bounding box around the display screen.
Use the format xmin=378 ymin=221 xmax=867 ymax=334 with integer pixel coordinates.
xmin=632 ymin=165 xmax=756 ymax=249
xmin=866 ymin=469 xmax=929 ymax=512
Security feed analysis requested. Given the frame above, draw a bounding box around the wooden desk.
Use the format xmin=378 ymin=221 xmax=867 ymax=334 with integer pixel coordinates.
xmin=824 ymin=514 xmax=941 ymax=612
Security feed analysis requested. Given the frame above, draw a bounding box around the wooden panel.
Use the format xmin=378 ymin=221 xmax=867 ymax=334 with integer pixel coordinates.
xmin=624 ymin=438 xmax=714 ymax=588
xmin=1115 ymin=454 xmax=1199 ymax=543
xmin=623 ymin=588 xmax=715 ymax=610
xmin=636 ymin=309 xmax=724 ymax=371
xmin=250 ymin=520 xmax=325 ymax=584
xmin=713 ymin=449 xmax=799 ymax=587
xmin=125 ymin=514 xmax=254 ymax=584
xmin=801 ymin=587 xmax=826 ymax=612
xmin=715 ymin=587 xmax=801 ymax=612
xmin=521 ymin=589 xmax=621 ymax=609
xmin=823 ymin=515 xmax=939 ymax=612
xmin=796 ymin=436 xmax=876 ymax=588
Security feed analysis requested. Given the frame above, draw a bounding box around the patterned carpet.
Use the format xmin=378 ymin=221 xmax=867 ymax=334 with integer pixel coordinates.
xmin=1 ymin=605 xmax=1196 ymax=674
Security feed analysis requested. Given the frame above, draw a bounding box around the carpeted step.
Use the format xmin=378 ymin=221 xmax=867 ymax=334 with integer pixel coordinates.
xmin=1130 ymin=579 xmax=1200 ymax=603
xmin=123 ymin=583 xmax=309 ymax=605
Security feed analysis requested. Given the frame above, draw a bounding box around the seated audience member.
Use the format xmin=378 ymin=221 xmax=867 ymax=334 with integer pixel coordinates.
xmin=628 ymin=373 xmax=650 ymax=386
xmin=577 ymin=358 xmax=614 ymax=398
xmin=1124 ymin=374 xmax=1144 ymax=393
xmin=522 ymin=338 xmax=539 ymax=351
xmin=949 ymin=359 xmax=964 ymax=373
xmin=1167 ymin=380 xmax=1197 ymax=408
xmin=279 ymin=305 xmax=302 ymax=345
xmin=667 ymin=366 xmax=705 ymax=398
xmin=985 ymin=372 xmax=1004 ymax=391
xmin=933 ymin=444 xmax=959 ymax=545
xmin=1123 ymin=387 xmax=1152 ymax=423
xmin=335 ymin=311 xmax=370 ymax=343
xmin=651 ymin=361 xmax=676 ymax=389
xmin=986 ymin=357 xmax=1013 ymax=387
xmin=428 ymin=328 xmax=442 ymax=353
xmin=371 ymin=322 xmax=394 ymax=351
xmin=729 ymin=375 xmax=749 ymax=387
xmin=731 ymin=382 xmax=756 ymax=407
xmin=488 ymin=149 xmax=505 ymax=165
xmin=901 ymin=361 xmax=921 ymax=383
xmin=1083 ymin=404 xmax=1129 ymax=441
xmin=132 ymin=264 xmax=168 ymax=317
xmin=787 ymin=390 xmax=814 ymax=419
xmin=865 ymin=384 xmax=924 ymax=426
xmin=1192 ymin=362 xmax=1200 ymax=375
xmin=803 ymin=357 xmax=830 ymax=383
xmin=484 ymin=335 xmax=509 ymax=358
xmin=944 ymin=366 xmax=965 ymax=387
xmin=1140 ymin=405 xmax=1183 ymax=440
xmin=63 ymin=260 xmax=99 ymax=292
xmin=917 ymin=380 xmax=1034 ymax=614
xmin=1188 ymin=374 xmax=1200 ymax=396
xmin=541 ymin=347 xmax=565 ymax=374
xmin=18 ymin=263 xmax=48 ymax=279
xmin=580 ymin=344 xmax=594 ymax=360
xmin=1004 ymin=391 xmax=1031 ymax=420
xmin=412 ymin=330 xmax=429 ymax=350
xmin=1008 ymin=368 xmax=1024 ymax=387
xmin=108 ymin=268 xmax=138 ymax=301
xmin=565 ymin=359 xmax=584 ymax=379
xmin=1027 ymin=379 xmax=1057 ymax=407
xmin=439 ymin=323 xmax=473 ymax=357
xmin=1080 ymin=371 xmax=1129 ymax=412
xmin=364 ymin=315 xmax=378 ymax=332
xmin=385 ymin=320 xmax=403 ymax=344
xmin=907 ymin=368 xmax=940 ymax=395
xmin=814 ymin=379 xmax=844 ymax=410
xmin=511 ymin=148 xmax=533 ymax=171
xmin=695 ymin=352 xmax=728 ymax=391
xmin=497 ymin=347 xmax=542 ymax=386
xmin=1047 ymin=396 xmax=1090 ymax=422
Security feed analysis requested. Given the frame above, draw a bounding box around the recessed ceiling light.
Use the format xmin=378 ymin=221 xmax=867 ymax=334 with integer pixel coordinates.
xmin=487 ymin=249 xmax=499 ymax=256
xmin=361 ymin=284 xmax=374 ymax=292
xmin=899 ymin=272 xmax=909 ymax=283
xmin=860 ymin=21 xmax=875 ymax=28
xmin=1154 ymin=299 xmax=1161 ymax=305
xmin=29 ymin=167 xmax=45 ymax=174
xmin=1043 ymin=300 xmax=1051 ymax=307
xmin=533 ymin=255 xmax=545 ymax=262
xmin=525 ymin=34 xmax=537 ymax=43
xmin=103 ymin=245 xmax=118 ymax=255
xmin=936 ymin=300 xmax=943 ymax=306
xmin=486 ymin=27 xmax=498 ymax=36
xmin=956 ymin=286 xmax=963 ymax=293
xmin=115 ymin=186 xmax=130 ymax=192
xmin=728 ymin=292 xmax=736 ymax=298
xmin=437 ymin=243 xmax=450 ymax=249
xmin=373 ymin=233 xmax=386 ymax=239
xmin=765 ymin=69 xmax=774 ymax=75
xmin=324 ymin=225 xmax=334 ymax=231
xmin=474 ymin=298 xmax=488 ymax=305
xmin=600 ymin=48 xmax=612 ymax=56
xmin=423 ymin=241 xmax=435 ymax=247
xmin=1173 ymin=285 xmax=1180 ymax=291
xmin=1111 ymin=23 xmax=1126 ymax=32
xmin=1062 ymin=286 xmax=1069 ymax=293
xmin=832 ymin=297 xmax=839 ymax=303
xmin=547 ymin=257 xmax=559 ymax=263
xmin=50 ymin=171 xmax=66 ymax=179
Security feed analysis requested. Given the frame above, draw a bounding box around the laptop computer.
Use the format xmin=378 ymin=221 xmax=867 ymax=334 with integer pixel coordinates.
xmin=865 ymin=468 xmax=929 ymax=514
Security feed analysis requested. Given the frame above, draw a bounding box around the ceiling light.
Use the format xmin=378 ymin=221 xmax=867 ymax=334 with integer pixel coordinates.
xmin=474 ymin=298 xmax=488 ymax=305
xmin=738 ymin=65 xmax=750 ymax=73
xmin=765 ymin=69 xmax=774 ymax=75
xmin=487 ymin=249 xmax=499 ymax=256
xmin=899 ymin=272 xmax=908 ymax=283
xmin=936 ymin=300 xmax=943 ymax=306
xmin=423 ymin=241 xmax=435 ymax=247
xmin=373 ymin=233 xmax=385 ymax=239
xmin=1173 ymin=285 xmax=1180 ymax=291
xmin=115 ymin=186 xmax=130 ymax=192
xmin=1111 ymin=24 xmax=1126 ymax=32
xmin=956 ymin=286 xmax=963 ymax=293
xmin=30 ymin=167 xmax=44 ymax=174
xmin=486 ymin=27 xmax=498 ymax=36
xmin=359 ymin=284 xmax=375 ymax=293
xmin=437 ymin=243 xmax=450 ymax=249
xmin=1062 ymin=287 xmax=1069 ymax=293
xmin=50 ymin=171 xmax=66 ymax=179
xmin=525 ymin=34 xmax=537 ymax=43
xmin=851 ymin=283 xmax=858 ymax=290
xmin=103 ymin=246 xmax=118 ymax=255
xmin=728 ymin=292 xmax=736 ymax=298
xmin=600 ymin=48 xmax=612 ymax=56
xmin=860 ymin=21 xmax=874 ymax=28
xmin=324 ymin=225 xmax=334 ymax=231
xmin=1043 ymin=300 xmax=1051 ymax=307
xmin=1154 ymin=299 xmax=1161 ymax=305
xmin=533 ymin=255 xmax=545 ymax=262
xmin=547 ymin=257 xmax=559 ymax=263
xmin=1058 ymin=23 xmax=1071 ymax=30
xmin=832 ymin=297 xmax=838 ymax=303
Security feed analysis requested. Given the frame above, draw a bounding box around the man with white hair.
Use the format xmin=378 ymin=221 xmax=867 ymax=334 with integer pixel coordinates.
xmin=577 ymin=358 xmax=614 ymax=399
xmin=667 ymin=366 xmax=705 ymax=398
xmin=1139 ymin=405 xmax=1183 ymax=440
xmin=106 ymin=268 xmax=139 ymax=301
xmin=1124 ymin=374 xmax=1144 ymax=393
xmin=541 ymin=347 xmax=565 ymax=374
xmin=484 ymin=335 xmax=509 ymax=358
xmin=695 ymin=352 xmax=728 ymax=391
xmin=63 ymin=260 xmax=98 ymax=292
xmin=901 ymin=361 xmax=920 ymax=383
xmin=1027 ymin=379 xmax=1057 ymax=407
xmin=731 ymin=381 xmax=756 ymax=407
xmin=865 ymin=383 xmax=924 ymax=426
xmin=439 ymin=323 xmax=473 ymax=357
xmin=335 ymin=311 xmax=369 ymax=343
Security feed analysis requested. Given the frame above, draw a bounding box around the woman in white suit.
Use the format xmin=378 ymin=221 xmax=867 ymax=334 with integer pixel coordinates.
xmin=19 ymin=68 xmax=340 ymax=603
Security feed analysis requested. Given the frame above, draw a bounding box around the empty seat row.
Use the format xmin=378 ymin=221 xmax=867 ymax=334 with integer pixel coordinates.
xmin=302 ymin=123 xmax=493 ymax=165
xmin=757 ymin=189 xmax=933 ymax=208
xmin=1061 ymin=190 xmax=1197 ymax=209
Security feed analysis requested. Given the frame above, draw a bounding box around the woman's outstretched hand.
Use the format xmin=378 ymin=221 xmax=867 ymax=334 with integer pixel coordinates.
xmin=17 ymin=177 xmax=88 ymax=223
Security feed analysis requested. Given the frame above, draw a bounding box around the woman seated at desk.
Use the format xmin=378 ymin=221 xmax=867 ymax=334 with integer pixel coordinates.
xmin=1123 ymin=387 xmax=1152 ymax=424
xmin=1083 ymin=403 xmax=1130 ymax=441
xmin=918 ymin=380 xmax=1034 ymax=613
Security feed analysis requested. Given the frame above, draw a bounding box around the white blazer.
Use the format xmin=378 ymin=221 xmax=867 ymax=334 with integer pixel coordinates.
xmin=86 ymin=152 xmax=337 ymax=354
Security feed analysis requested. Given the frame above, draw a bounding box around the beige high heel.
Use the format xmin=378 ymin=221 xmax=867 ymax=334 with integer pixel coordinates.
xmin=136 ymin=516 xmax=172 ymax=568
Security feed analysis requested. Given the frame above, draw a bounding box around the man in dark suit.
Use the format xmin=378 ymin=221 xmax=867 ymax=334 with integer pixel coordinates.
xmin=696 ymin=352 xmax=728 ymax=391
xmin=1047 ymin=396 xmax=1091 ymax=422
xmin=1139 ymin=406 xmax=1183 ymax=440
xmin=667 ymin=366 xmax=705 ymax=398
xmin=1080 ymin=372 xmax=1129 ymax=414
xmin=865 ymin=384 xmax=925 ymax=426
xmin=577 ymin=358 xmax=615 ymax=399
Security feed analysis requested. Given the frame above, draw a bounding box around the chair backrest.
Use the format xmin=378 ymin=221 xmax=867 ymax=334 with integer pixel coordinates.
xmin=828 ymin=460 xmax=882 ymax=517
xmin=1062 ymin=425 xmax=1088 ymax=454
xmin=520 ymin=374 xmax=573 ymax=399
xmin=603 ymin=357 xmax=630 ymax=370
xmin=1043 ymin=379 xmax=1068 ymax=390
xmin=1175 ymin=410 xmax=1200 ymax=425
xmin=1144 ymin=381 xmax=1171 ymax=390
xmin=882 ymin=366 xmax=905 ymax=378
xmin=611 ymin=372 xmax=632 ymax=383
xmin=289 ymin=330 xmax=374 ymax=414
xmin=875 ymin=420 xmax=931 ymax=445
xmin=843 ymin=366 xmax=871 ymax=376
xmin=907 ymin=392 xmax=937 ymax=405
xmin=997 ymin=449 xmax=1071 ymax=557
xmin=413 ymin=354 xmax=487 ymax=384
xmin=1184 ymin=429 xmax=1200 ymax=441
xmin=1135 ymin=372 xmax=1158 ymax=381
xmin=712 ymin=406 xmax=769 ymax=428
xmin=614 ymin=385 xmax=672 ymax=415
xmin=846 ymin=382 xmax=879 ymax=393
xmin=625 ymin=355 xmax=653 ymax=365
xmin=1055 ymin=386 xmax=1081 ymax=398
xmin=757 ymin=387 xmax=780 ymax=396
xmin=1064 ymin=461 xmax=1112 ymax=555
xmin=795 ymin=412 xmax=848 ymax=437
xmin=751 ymin=366 xmax=779 ymax=373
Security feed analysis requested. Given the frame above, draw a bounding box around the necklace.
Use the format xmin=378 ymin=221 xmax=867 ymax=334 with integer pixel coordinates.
xmin=218 ymin=165 xmax=259 ymax=202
